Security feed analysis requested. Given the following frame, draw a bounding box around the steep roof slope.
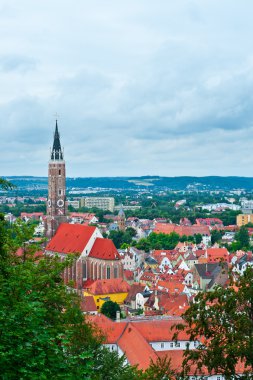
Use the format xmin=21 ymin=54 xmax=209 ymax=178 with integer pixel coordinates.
xmin=45 ymin=223 xmax=96 ymax=254
xmin=89 ymin=238 xmax=121 ymax=260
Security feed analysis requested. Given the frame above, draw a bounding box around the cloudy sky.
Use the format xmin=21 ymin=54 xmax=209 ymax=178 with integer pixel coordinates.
xmin=1 ymin=1 xmax=253 ymax=177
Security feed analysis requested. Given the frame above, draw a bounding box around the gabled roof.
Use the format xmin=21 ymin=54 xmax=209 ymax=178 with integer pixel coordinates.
xmin=45 ymin=223 xmax=96 ymax=254
xmin=80 ymin=296 xmax=97 ymax=313
xmin=89 ymin=238 xmax=121 ymax=260
xmin=154 ymin=223 xmax=210 ymax=237
xmin=195 ymin=263 xmax=226 ymax=279
xmin=87 ymin=278 xmax=130 ymax=295
xmin=206 ymin=248 xmax=229 ymax=263
xmin=133 ymin=318 xmax=188 ymax=341
xmin=125 ymin=283 xmax=145 ymax=303
xmin=118 ymin=323 xmax=157 ymax=369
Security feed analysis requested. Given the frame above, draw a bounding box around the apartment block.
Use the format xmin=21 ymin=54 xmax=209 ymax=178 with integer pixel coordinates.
xmin=80 ymin=197 xmax=115 ymax=212
xmin=236 ymin=213 xmax=253 ymax=227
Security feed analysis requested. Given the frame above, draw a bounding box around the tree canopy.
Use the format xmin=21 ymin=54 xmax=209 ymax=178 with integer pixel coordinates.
xmin=101 ymin=300 xmax=121 ymax=320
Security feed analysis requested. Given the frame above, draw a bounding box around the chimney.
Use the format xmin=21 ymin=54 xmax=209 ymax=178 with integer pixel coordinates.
xmin=116 ymin=310 xmax=121 ymax=322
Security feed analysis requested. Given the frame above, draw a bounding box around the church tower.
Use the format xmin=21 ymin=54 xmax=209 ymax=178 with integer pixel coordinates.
xmin=117 ymin=205 xmax=126 ymax=232
xmin=45 ymin=120 xmax=67 ymax=238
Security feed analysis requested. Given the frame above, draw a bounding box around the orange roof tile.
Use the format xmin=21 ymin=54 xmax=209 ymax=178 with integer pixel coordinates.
xmin=45 ymin=223 xmax=96 ymax=254
xmin=89 ymin=238 xmax=121 ymax=260
xmin=80 ymin=296 xmax=97 ymax=313
xmin=88 ymin=278 xmax=130 ymax=295
xmin=132 ymin=319 xmax=188 ymax=341
xmin=157 ymin=280 xmax=185 ymax=294
xmin=154 ymin=223 xmax=210 ymax=237
xmin=206 ymin=248 xmax=229 ymax=263
xmin=118 ymin=323 xmax=157 ymax=370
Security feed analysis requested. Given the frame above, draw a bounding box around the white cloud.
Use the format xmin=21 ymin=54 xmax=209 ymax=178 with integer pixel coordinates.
xmin=1 ymin=0 xmax=253 ymax=176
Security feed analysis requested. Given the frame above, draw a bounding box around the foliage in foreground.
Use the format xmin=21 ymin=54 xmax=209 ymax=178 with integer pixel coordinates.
xmin=0 ymin=212 xmax=177 ymax=379
xmin=175 ymin=267 xmax=253 ymax=380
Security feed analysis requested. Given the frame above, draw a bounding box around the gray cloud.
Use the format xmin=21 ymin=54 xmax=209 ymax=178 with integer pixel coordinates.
xmin=1 ymin=1 xmax=253 ymax=176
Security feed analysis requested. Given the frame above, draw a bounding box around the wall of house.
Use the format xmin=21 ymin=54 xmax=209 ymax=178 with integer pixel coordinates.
xmin=83 ymin=291 xmax=129 ymax=311
xmin=150 ymin=340 xmax=199 ymax=351
xmin=80 ymin=228 xmax=103 ymax=257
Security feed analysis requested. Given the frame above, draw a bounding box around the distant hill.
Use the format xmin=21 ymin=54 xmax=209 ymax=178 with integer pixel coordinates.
xmin=3 ymin=176 xmax=253 ymax=191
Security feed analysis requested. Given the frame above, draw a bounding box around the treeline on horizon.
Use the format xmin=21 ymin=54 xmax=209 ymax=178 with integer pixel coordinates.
xmin=3 ymin=175 xmax=253 ymax=190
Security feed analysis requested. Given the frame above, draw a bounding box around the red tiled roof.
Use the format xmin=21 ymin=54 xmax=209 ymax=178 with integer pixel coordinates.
xmin=206 ymin=248 xmax=229 ymax=263
xmin=154 ymin=223 xmax=210 ymax=237
xmin=80 ymin=296 xmax=97 ymax=313
xmin=133 ymin=318 xmax=188 ymax=341
xmin=157 ymin=280 xmax=185 ymax=294
xmin=118 ymin=323 xmax=157 ymax=370
xmin=89 ymin=314 xmax=126 ymax=343
xmin=89 ymin=238 xmax=121 ymax=260
xmin=124 ymin=270 xmax=134 ymax=281
xmin=45 ymin=223 xmax=96 ymax=254
xmin=88 ymin=278 xmax=130 ymax=295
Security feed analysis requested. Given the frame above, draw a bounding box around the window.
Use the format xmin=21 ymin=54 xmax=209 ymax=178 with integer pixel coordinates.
xmin=59 ymin=169 xmax=61 ymax=175
xmin=175 ymin=342 xmax=180 ymax=347
xmin=217 ymin=377 xmax=221 ymax=380
xmin=114 ymin=266 xmax=118 ymax=278
xmin=170 ymin=342 xmax=173 ymax=348
xmin=82 ymin=262 xmax=87 ymax=279
xmin=194 ymin=341 xmax=198 ymax=347
xmin=161 ymin=342 xmax=164 ymax=348
xmin=106 ymin=266 xmax=111 ymax=279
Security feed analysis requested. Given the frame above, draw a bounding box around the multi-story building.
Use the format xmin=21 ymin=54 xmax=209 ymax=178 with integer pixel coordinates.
xmin=68 ymin=200 xmax=80 ymax=209
xmin=237 ymin=213 xmax=253 ymax=227
xmin=80 ymin=197 xmax=115 ymax=212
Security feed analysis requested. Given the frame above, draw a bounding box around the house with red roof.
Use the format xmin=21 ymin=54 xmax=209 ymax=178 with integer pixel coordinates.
xmin=90 ymin=314 xmax=249 ymax=377
xmin=80 ymin=295 xmax=97 ymax=315
xmin=84 ymin=278 xmax=130 ymax=311
xmin=206 ymin=247 xmax=229 ymax=263
xmin=69 ymin=212 xmax=98 ymax=225
xmin=45 ymin=223 xmax=123 ymax=288
xmin=154 ymin=223 xmax=211 ymax=245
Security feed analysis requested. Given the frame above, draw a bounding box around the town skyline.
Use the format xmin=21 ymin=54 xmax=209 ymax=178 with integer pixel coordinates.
xmin=1 ymin=1 xmax=253 ymax=177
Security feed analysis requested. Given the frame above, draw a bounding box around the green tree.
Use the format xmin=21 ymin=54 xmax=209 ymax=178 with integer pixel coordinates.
xmin=235 ymin=226 xmax=250 ymax=250
xmin=101 ymin=300 xmax=121 ymax=320
xmin=175 ymin=268 xmax=253 ymax=379
xmin=140 ymin=356 xmax=176 ymax=380
xmin=193 ymin=233 xmax=202 ymax=244
xmin=211 ymin=229 xmax=223 ymax=245
xmin=108 ymin=230 xmax=125 ymax=248
xmin=93 ymin=348 xmax=139 ymax=380
xmin=135 ymin=232 xmax=180 ymax=252
xmin=0 ymin=217 xmax=98 ymax=379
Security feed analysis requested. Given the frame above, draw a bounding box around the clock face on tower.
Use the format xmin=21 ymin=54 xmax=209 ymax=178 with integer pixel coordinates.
xmin=47 ymin=199 xmax=51 ymax=207
xmin=57 ymin=199 xmax=64 ymax=208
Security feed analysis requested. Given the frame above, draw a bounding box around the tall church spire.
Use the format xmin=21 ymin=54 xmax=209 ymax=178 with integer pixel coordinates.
xmin=51 ymin=120 xmax=63 ymax=160
xmin=45 ymin=120 xmax=67 ymax=239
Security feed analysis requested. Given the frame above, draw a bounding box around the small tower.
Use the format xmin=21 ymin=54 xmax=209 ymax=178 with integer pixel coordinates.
xmin=45 ymin=120 xmax=67 ymax=238
xmin=118 ymin=205 xmax=126 ymax=232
